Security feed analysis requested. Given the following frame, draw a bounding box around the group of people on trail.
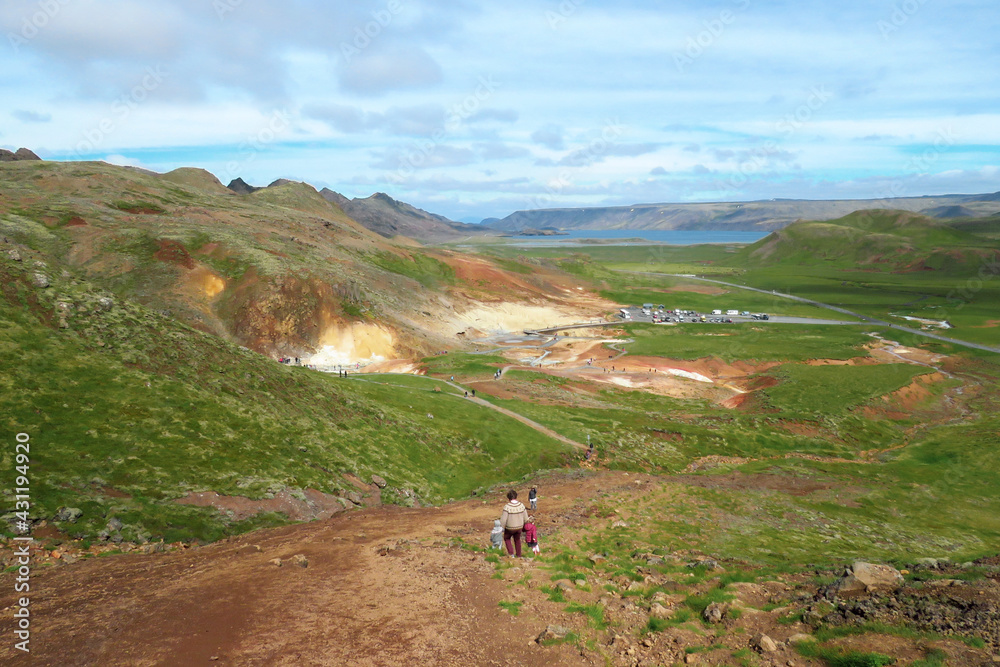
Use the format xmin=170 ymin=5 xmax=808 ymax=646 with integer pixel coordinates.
xmin=493 ymin=369 xmax=502 ymax=380
xmin=492 ymin=488 xmax=540 ymax=557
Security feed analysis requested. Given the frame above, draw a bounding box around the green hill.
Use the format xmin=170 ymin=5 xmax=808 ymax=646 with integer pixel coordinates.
xmin=735 ymin=209 xmax=999 ymax=275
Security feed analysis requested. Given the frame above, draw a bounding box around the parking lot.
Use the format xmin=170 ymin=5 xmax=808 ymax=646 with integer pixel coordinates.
xmin=618 ymin=305 xmax=862 ymax=326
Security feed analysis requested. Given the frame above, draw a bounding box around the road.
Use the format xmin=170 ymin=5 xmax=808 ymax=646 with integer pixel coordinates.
xmin=622 ymin=271 xmax=1000 ymax=355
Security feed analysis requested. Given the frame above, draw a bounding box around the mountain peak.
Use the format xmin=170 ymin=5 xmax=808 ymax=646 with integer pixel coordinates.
xmin=227 ymin=177 xmax=259 ymax=194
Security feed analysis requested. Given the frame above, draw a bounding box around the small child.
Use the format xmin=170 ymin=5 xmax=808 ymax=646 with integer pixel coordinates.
xmin=523 ymin=515 xmax=539 ymax=556
xmin=490 ymin=519 xmax=503 ymax=549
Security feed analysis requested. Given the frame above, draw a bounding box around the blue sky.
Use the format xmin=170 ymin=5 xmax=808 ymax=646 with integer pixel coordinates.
xmin=2 ymin=0 xmax=998 ymax=222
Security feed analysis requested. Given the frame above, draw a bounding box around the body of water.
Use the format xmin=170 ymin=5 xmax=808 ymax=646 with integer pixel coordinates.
xmin=510 ymin=229 xmax=770 ymax=246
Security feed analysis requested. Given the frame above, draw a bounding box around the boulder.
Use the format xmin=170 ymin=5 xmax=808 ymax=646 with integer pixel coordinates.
xmin=269 ymin=558 xmax=283 ymax=567
xmin=371 ymin=474 xmax=387 ymax=488
xmin=835 ymin=561 xmax=904 ymax=595
xmin=107 ymin=517 xmax=124 ymax=532
xmin=32 ymin=272 xmax=50 ymax=288
xmin=536 ymin=625 xmax=572 ymax=643
xmin=143 ymin=542 xmax=166 ymax=555
xmin=7 ymin=249 xmax=21 ymax=262
xmin=345 ymin=491 xmax=363 ymax=505
xmin=588 ymin=553 xmax=606 ymax=565
xmin=649 ymin=602 xmax=673 ymax=619
xmin=703 ymin=602 xmax=726 ymax=624
xmin=54 ymin=507 xmax=83 ymax=523
xmin=292 ymin=554 xmax=308 ymax=568
xmin=554 ymin=580 xmax=574 ymax=592
xmin=751 ymin=633 xmax=778 ymax=653
xmin=97 ymin=297 xmax=115 ymax=311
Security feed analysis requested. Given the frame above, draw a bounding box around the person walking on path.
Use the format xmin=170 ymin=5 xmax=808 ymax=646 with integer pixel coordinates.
xmin=499 ymin=489 xmax=527 ymax=557
xmin=528 ymin=486 xmax=537 ymax=510
xmin=523 ymin=516 xmax=539 ymax=556
xmin=490 ymin=519 xmax=503 ymax=550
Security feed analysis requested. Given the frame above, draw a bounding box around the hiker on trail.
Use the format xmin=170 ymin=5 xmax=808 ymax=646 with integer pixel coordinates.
xmin=464 ymin=390 xmax=468 ymax=398
xmin=451 ymin=376 xmax=454 ymax=382
xmin=498 ymin=489 xmax=527 ymax=557
xmin=528 ymin=486 xmax=537 ymax=510
xmin=490 ymin=519 xmax=503 ymax=550
xmin=471 ymin=389 xmax=476 ymax=397
xmin=523 ymin=516 xmax=539 ymax=556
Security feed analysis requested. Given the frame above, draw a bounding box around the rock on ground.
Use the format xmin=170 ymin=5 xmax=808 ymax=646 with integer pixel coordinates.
xmin=835 ymin=561 xmax=904 ymax=595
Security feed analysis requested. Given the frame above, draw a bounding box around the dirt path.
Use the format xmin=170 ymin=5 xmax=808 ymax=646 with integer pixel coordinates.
xmin=347 ymin=374 xmax=587 ymax=451
xmin=443 ymin=378 xmax=587 ymax=450
xmin=0 ymin=474 xmax=623 ymax=666
xmin=465 ymin=395 xmax=587 ymax=450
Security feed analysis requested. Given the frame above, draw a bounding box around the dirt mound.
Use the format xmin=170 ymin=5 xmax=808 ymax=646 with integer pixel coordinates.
xmin=154 ymin=239 xmax=196 ymax=269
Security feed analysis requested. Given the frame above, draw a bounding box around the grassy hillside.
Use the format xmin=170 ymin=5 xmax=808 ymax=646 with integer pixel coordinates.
xmin=0 ymin=160 xmax=585 ymax=359
xmin=735 ymin=210 xmax=998 ymax=275
xmin=0 ymin=255 xmax=573 ymax=542
xmin=0 ymin=160 xmax=592 ymax=543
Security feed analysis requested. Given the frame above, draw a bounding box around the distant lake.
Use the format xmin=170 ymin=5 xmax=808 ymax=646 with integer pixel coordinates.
xmin=510 ymin=229 xmax=770 ymax=246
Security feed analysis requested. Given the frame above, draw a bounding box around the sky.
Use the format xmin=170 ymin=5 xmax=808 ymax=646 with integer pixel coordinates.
xmin=1 ymin=0 xmax=998 ymax=222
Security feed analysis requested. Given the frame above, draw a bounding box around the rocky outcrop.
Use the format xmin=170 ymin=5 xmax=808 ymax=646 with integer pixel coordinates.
xmin=226 ymin=177 xmax=260 ymax=194
xmin=0 ymin=147 xmax=41 ymax=161
xmin=15 ymin=148 xmax=41 ymax=160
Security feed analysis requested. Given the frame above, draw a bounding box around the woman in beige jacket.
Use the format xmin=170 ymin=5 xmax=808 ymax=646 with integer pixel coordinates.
xmin=498 ymin=489 xmax=527 ymax=557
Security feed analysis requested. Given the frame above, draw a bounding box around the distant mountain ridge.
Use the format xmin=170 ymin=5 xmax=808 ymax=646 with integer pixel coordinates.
xmin=225 ymin=177 xmax=484 ymax=242
xmin=488 ymin=192 xmax=1000 ymax=232
xmin=318 ymin=190 xmax=484 ymax=242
